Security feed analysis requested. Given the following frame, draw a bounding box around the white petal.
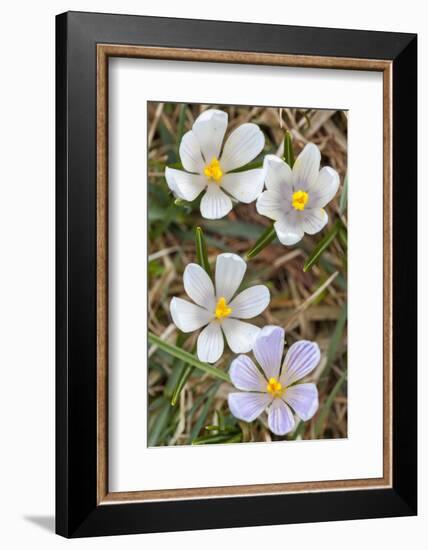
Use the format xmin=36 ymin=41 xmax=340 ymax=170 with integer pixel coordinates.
xmin=170 ymin=297 xmax=211 ymax=333
xmin=197 ymin=321 xmax=224 ymax=363
xmin=222 ymin=318 xmax=260 ymax=353
xmin=229 ymin=355 xmax=266 ymax=391
xmin=183 ymin=263 xmax=215 ymax=310
xmin=165 ymin=167 xmax=206 ymax=201
xmin=263 ymin=154 xmax=293 ymax=197
xmin=200 ymin=183 xmax=233 ymax=220
xmin=268 ymin=399 xmax=295 ymax=436
xmin=281 ymin=340 xmax=321 ymax=386
xmin=228 ymin=392 xmax=271 ymax=423
xmin=229 ymin=285 xmax=270 ymax=319
xmin=221 ymin=169 xmax=264 ymax=204
xmin=192 ymin=109 xmax=228 ymax=163
xmin=292 ymin=143 xmax=321 ymax=191
xmin=215 ymin=253 xmax=247 ymax=302
xmin=256 ymin=189 xmax=289 ymax=221
xmin=253 ymin=325 xmax=285 ymax=380
xmin=284 ymin=383 xmax=319 ymax=421
xmin=179 ymin=130 xmax=205 ymax=174
xmin=274 ymin=214 xmax=304 ymax=246
xmin=308 ymin=166 xmax=340 ymax=207
xmin=301 ymin=208 xmax=328 ymax=235
xmin=220 ymin=123 xmax=265 ymax=172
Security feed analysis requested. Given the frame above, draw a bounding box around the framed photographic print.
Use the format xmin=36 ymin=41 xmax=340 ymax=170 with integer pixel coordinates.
xmin=56 ymin=11 xmax=417 ymax=538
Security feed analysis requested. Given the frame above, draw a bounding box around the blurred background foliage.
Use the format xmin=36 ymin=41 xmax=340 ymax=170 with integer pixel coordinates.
xmin=147 ymin=103 xmax=348 ymax=446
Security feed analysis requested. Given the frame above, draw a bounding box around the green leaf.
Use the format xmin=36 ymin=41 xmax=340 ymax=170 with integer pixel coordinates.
xmin=192 ymin=432 xmax=242 ymax=445
xmin=189 ymin=382 xmax=221 ymax=441
xmin=195 ymin=226 xmax=211 ymax=276
xmin=176 ymin=104 xmax=187 ymax=161
xmin=148 ymin=398 xmax=171 ymax=446
xmin=315 ymin=369 xmax=347 ymax=437
xmin=283 ymin=131 xmax=295 ymax=167
xmin=339 ymin=174 xmax=348 ymax=215
xmin=303 ymin=220 xmax=341 ymax=272
xmin=320 ymin=303 xmax=347 ymax=388
xmin=229 ymin=160 xmax=263 ymax=173
xmin=148 ymin=332 xmax=230 ymax=383
xmin=170 ymin=364 xmax=193 ymax=406
xmin=245 ymin=224 xmax=277 ymax=260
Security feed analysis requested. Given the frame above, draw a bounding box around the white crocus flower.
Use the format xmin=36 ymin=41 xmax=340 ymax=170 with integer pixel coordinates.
xmin=170 ymin=253 xmax=270 ymax=363
xmin=256 ymin=144 xmax=340 ymax=245
xmin=165 ymin=109 xmax=265 ymax=219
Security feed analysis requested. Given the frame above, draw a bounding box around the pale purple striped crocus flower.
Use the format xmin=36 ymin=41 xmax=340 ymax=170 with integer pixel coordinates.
xmin=228 ymin=325 xmax=320 ymax=436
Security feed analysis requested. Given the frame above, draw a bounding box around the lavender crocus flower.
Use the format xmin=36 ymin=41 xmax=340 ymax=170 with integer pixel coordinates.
xmin=228 ymin=325 xmax=320 ymax=436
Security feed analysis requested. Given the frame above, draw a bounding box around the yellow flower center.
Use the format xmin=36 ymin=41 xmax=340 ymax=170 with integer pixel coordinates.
xmin=204 ymin=157 xmax=223 ymax=183
xmin=292 ymin=190 xmax=309 ymax=211
xmin=266 ymin=377 xmax=284 ymax=398
xmin=215 ymin=297 xmax=232 ymax=320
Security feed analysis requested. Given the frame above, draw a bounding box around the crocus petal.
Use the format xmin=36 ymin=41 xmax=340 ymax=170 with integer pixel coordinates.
xmin=220 ymin=123 xmax=265 ymax=173
xmin=222 ymin=318 xmax=260 ymax=353
xmin=308 ymin=166 xmax=340 ymax=207
xmin=192 ymin=109 xmax=228 ymax=163
xmin=263 ymin=154 xmax=293 ymax=197
xmin=256 ymin=190 xmax=290 ymax=221
xmin=229 ymin=355 xmax=266 ymax=391
xmin=301 ymin=208 xmax=328 ymax=235
xmin=281 ymin=340 xmax=321 ymax=386
xmin=165 ymin=167 xmax=206 ymax=201
xmin=284 ymin=383 xmax=319 ymax=421
xmin=229 ymin=285 xmax=270 ymax=319
xmin=215 ymin=253 xmax=246 ymax=302
xmin=228 ymin=392 xmax=271 ymax=423
xmin=179 ymin=130 xmax=205 ymax=174
xmin=292 ymin=143 xmax=321 ymax=191
xmin=183 ymin=263 xmax=215 ymax=310
xmin=268 ymin=399 xmax=295 ymax=436
xmin=253 ymin=325 xmax=285 ymax=380
xmin=274 ymin=215 xmax=304 ymax=246
xmin=200 ymin=183 xmax=233 ymax=220
xmin=170 ymin=297 xmax=211 ymax=333
xmin=197 ymin=321 xmax=224 ymax=363
xmin=221 ymin=169 xmax=264 ymax=204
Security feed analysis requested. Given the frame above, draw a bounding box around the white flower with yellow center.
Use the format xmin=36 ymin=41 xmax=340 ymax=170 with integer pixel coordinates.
xmin=256 ymin=144 xmax=340 ymax=245
xmin=228 ymin=326 xmax=320 ymax=436
xmin=165 ymin=109 xmax=265 ymax=219
xmin=170 ymin=253 xmax=270 ymax=363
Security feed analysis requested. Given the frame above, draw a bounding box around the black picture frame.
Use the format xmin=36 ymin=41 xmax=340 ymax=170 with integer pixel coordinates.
xmin=56 ymin=11 xmax=417 ymax=538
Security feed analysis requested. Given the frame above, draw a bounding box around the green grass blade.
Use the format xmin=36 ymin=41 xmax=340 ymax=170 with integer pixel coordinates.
xmin=315 ymin=369 xmax=347 ymax=437
xmin=195 ymin=226 xmax=211 ymax=276
xmin=319 ymin=303 xmax=347 ymax=389
xmin=245 ymin=224 xmax=276 ymax=260
xmin=148 ymin=398 xmax=171 ymax=446
xmin=303 ymin=220 xmax=341 ymax=272
xmin=171 ymin=364 xmax=193 ymax=406
xmin=176 ymin=104 xmax=187 ymax=161
xmin=339 ymin=174 xmax=348 ymax=215
xmin=148 ymin=332 xmax=230 ymax=383
xmin=283 ymin=130 xmax=295 ymax=167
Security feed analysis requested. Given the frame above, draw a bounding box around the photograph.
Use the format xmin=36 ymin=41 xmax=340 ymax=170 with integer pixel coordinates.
xmin=147 ymin=102 xmax=348 ymax=446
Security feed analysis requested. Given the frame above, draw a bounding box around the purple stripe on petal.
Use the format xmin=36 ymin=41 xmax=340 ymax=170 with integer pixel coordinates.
xmin=228 ymin=392 xmax=271 ymax=423
xmin=229 ymin=355 xmax=266 ymax=391
xmin=253 ymin=325 xmax=285 ymax=380
xmin=281 ymin=340 xmax=321 ymax=386
xmin=268 ymin=399 xmax=295 ymax=436
xmin=284 ymin=383 xmax=319 ymax=421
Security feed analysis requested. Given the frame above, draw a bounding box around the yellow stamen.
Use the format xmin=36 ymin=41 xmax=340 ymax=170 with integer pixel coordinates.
xmin=215 ymin=297 xmax=232 ymax=320
xmin=292 ymin=190 xmax=309 ymax=211
xmin=266 ymin=377 xmax=284 ymax=398
xmin=204 ymin=157 xmax=223 ymax=183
